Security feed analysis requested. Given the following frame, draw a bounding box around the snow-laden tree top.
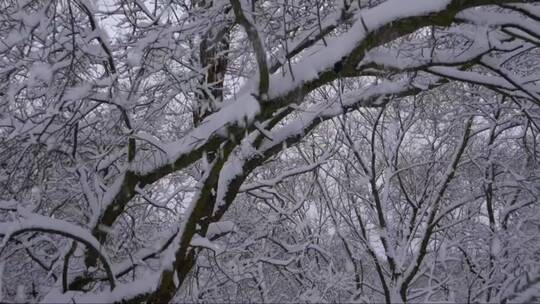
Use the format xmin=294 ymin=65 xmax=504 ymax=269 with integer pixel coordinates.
xmin=0 ymin=0 xmax=539 ymax=303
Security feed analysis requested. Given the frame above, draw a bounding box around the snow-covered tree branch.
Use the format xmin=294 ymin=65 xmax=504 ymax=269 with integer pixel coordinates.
xmin=1 ymin=0 xmax=539 ymax=303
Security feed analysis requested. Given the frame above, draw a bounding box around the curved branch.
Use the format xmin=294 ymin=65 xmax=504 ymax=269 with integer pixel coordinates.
xmin=230 ymin=0 xmax=269 ymax=95
xmin=0 ymin=214 xmax=116 ymax=290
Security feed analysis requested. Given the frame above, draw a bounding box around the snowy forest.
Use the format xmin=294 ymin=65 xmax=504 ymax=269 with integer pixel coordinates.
xmin=1 ymin=0 xmax=540 ymax=303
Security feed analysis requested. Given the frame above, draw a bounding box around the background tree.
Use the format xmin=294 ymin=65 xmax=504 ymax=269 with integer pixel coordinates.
xmin=0 ymin=0 xmax=539 ymax=303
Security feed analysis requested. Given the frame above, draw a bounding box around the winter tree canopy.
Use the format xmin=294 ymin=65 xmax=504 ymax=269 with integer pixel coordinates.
xmin=1 ymin=0 xmax=540 ymax=303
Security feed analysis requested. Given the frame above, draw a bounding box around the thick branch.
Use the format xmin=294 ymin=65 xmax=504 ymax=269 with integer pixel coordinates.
xmin=230 ymin=0 xmax=269 ymax=95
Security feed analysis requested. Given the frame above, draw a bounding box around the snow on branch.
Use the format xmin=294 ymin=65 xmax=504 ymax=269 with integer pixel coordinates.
xmin=239 ymin=161 xmax=326 ymax=192
xmin=42 ymin=272 xmax=160 ymax=304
